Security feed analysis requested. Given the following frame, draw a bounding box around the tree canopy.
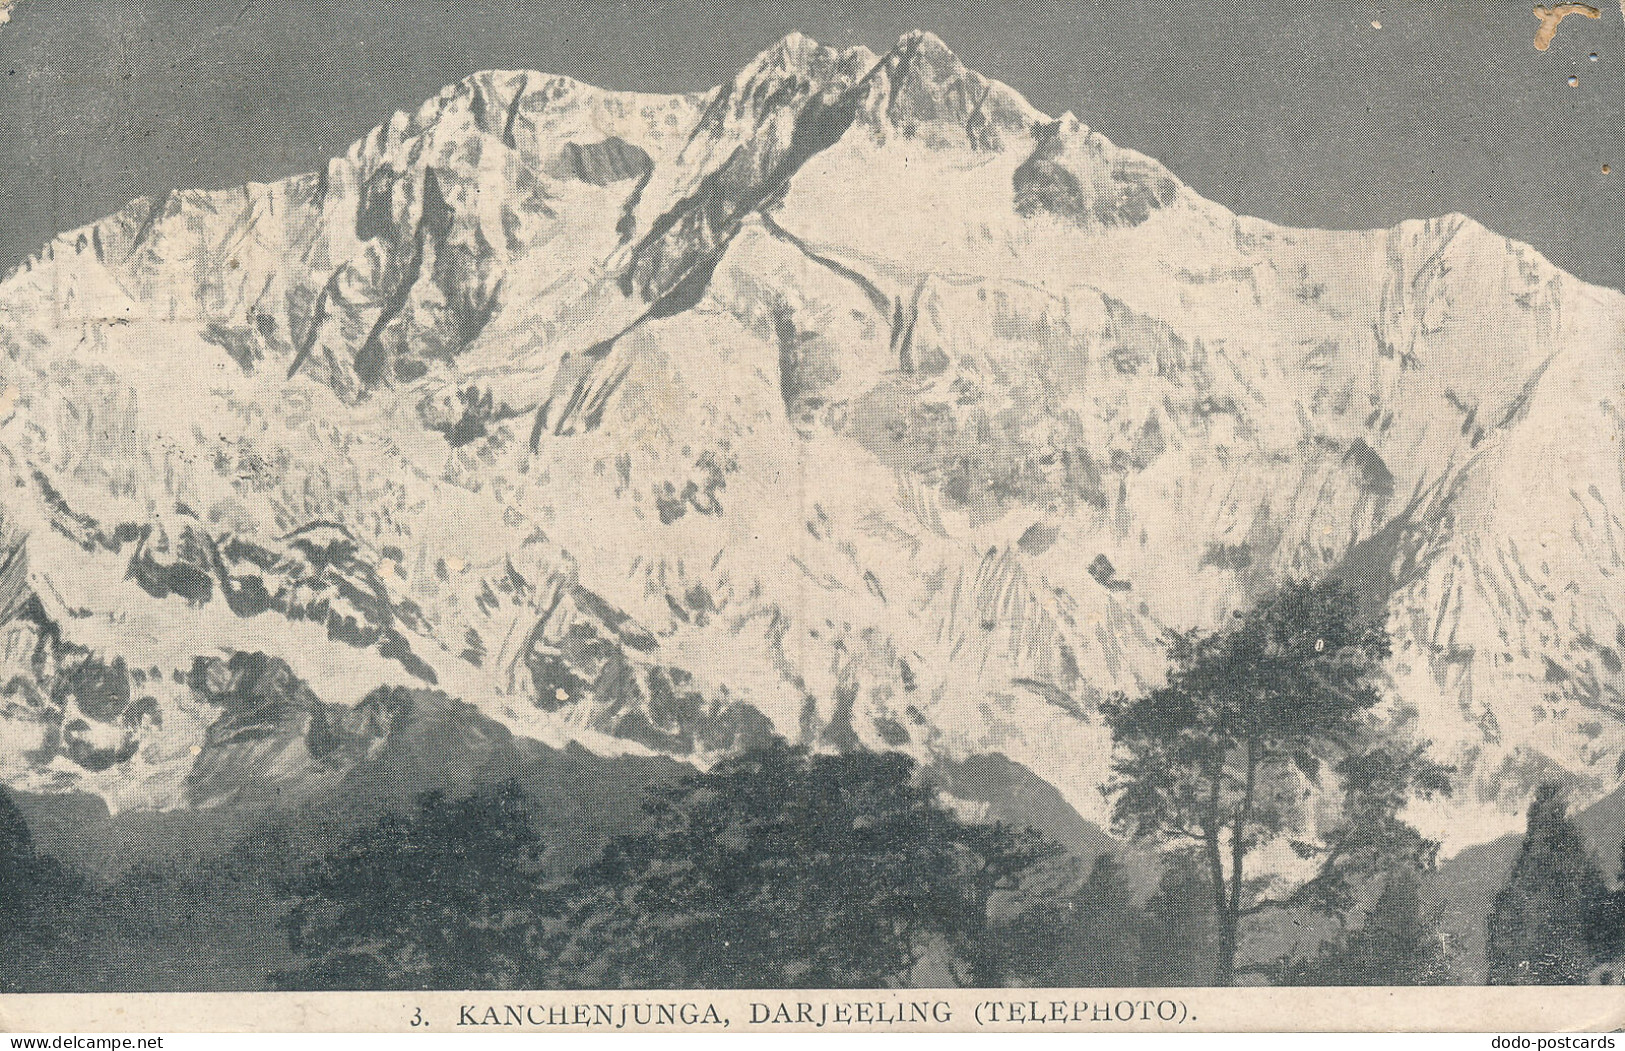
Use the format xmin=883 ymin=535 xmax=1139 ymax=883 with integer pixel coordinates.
xmin=546 ymin=741 xmax=1052 ymax=989
xmin=1099 ymin=578 xmax=1452 ymax=984
xmin=272 ymin=742 xmax=1058 ymax=991
xmin=273 ymin=780 xmax=548 ymax=990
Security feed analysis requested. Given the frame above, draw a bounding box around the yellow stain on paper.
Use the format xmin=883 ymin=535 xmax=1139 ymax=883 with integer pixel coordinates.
xmin=1533 ymin=4 xmax=1601 ymax=50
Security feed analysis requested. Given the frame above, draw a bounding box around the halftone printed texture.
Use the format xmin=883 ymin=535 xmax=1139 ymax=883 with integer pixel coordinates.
xmin=0 ymin=0 xmax=1620 ymax=286
xmin=1 ymin=8 xmax=1623 ymax=996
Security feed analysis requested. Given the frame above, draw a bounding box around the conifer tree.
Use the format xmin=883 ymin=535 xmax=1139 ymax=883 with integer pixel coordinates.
xmin=1586 ymin=833 xmax=1625 ymax=979
xmin=1137 ymin=851 xmax=1218 ymax=985
xmin=1000 ymin=852 xmax=1143 ymax=986
xmin=1486 ymin=784 xmax=1608 ymax=984
xmin=1276 ymin=867 xmax=1452 ymax=985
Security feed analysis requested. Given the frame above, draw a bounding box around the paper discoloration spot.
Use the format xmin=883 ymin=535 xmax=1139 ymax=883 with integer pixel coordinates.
xmin=1533 ymin=3 xmax=1601 ymax=50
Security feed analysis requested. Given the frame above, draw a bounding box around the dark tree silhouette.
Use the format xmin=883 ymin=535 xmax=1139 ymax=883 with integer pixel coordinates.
xmin=273 ymin=780 xmax=549 ymax=990
xmin=1137 ymin=851 xmax=1218 ymax=985
xmin=1099 ymin=579 xmax=1453 ymax=984
xmin=548 ymin=741 xmax=1052 ymax=989
xmin=1273 ymin=867 xmax=1452 ymax=985
xmin=1486 ymin=784 xmax=1608 ymax=985
xmin=0 ymin=786 xmax=85 ymax=992
xmin=997 ymin=852 xmax=1143 ymax=986
xmin=1594 ymin=838 xmax=1625 ymax=982
xmin=0 ymin=786 xmax=38 ymax=950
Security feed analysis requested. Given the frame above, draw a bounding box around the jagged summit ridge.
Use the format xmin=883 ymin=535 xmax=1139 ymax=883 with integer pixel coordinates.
xmin=1 ymin=30 xmax=1622 ymax=852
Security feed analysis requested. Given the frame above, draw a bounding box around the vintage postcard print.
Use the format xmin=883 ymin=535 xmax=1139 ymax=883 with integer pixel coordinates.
xmin=1 ymin=0 xmax=1623 ymax=1034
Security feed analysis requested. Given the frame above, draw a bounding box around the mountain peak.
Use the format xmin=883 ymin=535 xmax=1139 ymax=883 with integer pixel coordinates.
xmin=733 ymin=30 xmax=853 ymax=85
xmin=742 ymin=29 xmax=962 ymax=74
xmin=765 ymin=29 xmax=821 ymax=57
xmin=892 ymin=28 xmax=958 ymax=58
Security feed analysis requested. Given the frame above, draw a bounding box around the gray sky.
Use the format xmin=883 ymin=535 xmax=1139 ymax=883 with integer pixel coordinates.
xmin=1 ymin=0 xmax=1620 ymax=286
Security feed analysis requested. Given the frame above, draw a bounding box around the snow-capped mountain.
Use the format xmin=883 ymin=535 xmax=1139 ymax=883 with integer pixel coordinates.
xmin=2 ymin=31 xmax=1622 ymax=849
